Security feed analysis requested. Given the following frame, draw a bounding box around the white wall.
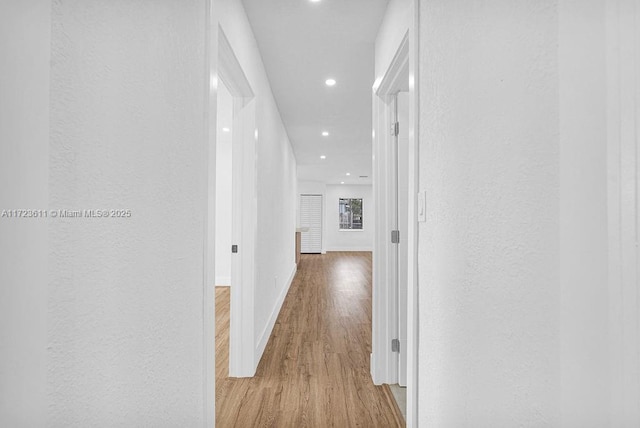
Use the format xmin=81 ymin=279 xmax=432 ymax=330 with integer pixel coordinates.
xmin=45 ymin=1 xmax=207 ymax=425
xmin=2 ymin=1 xmax=298 ymax=420
xmin=375 ymin=0 xmax=411 ymax=86
xmin=215 ymin=0 xmax=298 ymax=363
xmin=418 ymin=1 xmax=560 ymax=425
xmin=560 ymin=0 xmax=640 ymax=424
xmin=0 ymin=1 xmax=50 ymax=426
xmin=603 ymin=0 xmax=640 ymax=421
xmin=215 ymin=80 xmax=233 ymax=286
xmin=558 ymin=0 xmax=609 ymax=423
xmin=325 ymin=185 xmax=373 ymax=252
xmin=418 ymin=0 xmax=640 ymax=426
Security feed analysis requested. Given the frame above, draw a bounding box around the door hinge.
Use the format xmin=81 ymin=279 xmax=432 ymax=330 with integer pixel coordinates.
xmin=231 ymin=244 xmax=238 ymax=253
xmin=391 ymin=230 xmax=400 ymax=244
xmin=392 ymin=338 xmax=400 ymax=353
xmin=391 ymin=121 xmax=399 ymax=137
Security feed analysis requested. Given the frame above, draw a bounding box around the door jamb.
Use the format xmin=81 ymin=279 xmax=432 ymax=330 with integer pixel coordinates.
xmin=371 ymin=24 xmax=419 ymax=427
xmin=204 ymin=23 xmax=257 ymax=428
xmin=204 ymin=14 xmax=258 ymax=424
xmin=372 ymin=30 xmax=408 ymax=384
xmin=217 ymin=26 xmax=257 ymax=379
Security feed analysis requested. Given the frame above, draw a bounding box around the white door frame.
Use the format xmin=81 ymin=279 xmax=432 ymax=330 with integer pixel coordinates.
xmin=371 ymin=30 xmax=408 ymax=384
xmin=371 ymin=23 xmax=420 ymax=428
xmin=204 ymin=21 xmax=258 ymax=428
xmin=217 ymin=27 xmax=258 ymax=379
xmin=203 ymin=2 xmax=217 ymax=424
xmin=396 ymin=91 xmax=410 ymax=387
xmin=203 ymin=7 xmax=259 ymax=422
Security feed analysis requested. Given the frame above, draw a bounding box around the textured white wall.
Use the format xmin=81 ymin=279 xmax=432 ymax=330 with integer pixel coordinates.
xmin=0 ymin=1 xmax=50 ymax=426
xmin=418 ymin=1 xmax=560 ymax=425
xmin=418 ymin=0 xmax=640 ymax=426
xmin=3 ymin=0 xmax=299 ymax=422
xmin=603 ymin=0 xmax=640 ymax=422
xmin=558 ymin=0 xmax=609 ymax=423
xmin=559 ymin=0 xmax=640 ymax=424
xmin=324 ymin=185 xmax=373 ymax=252
xmin=47 ymin=0 xmax=207 ymax=425
xmin=215 ymin=80 xmax=233 ymax=286
xmin=215 ymin=0 xmax=298 ymax=358
xmin=375 ymin=0 xmax=411 ymax=84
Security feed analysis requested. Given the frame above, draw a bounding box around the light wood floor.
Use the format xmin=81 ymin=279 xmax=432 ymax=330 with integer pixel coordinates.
xmin=215 ymin=252 xmax=404 ymax=427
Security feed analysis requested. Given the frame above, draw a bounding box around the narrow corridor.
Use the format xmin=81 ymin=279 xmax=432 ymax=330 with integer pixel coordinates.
xmin=216 ymin=252 xmax=403 ymax=427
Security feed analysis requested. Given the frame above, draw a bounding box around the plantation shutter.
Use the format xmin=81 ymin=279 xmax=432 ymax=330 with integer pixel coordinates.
xmin=300 ymin=194 xmax=322 ymax=253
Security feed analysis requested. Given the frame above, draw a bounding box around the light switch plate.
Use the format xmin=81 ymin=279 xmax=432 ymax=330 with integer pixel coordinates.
xmin=417 ymin=191 xmax=426 ymax=222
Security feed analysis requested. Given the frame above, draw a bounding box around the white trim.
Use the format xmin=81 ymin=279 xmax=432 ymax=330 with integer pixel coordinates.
xmin=372 ymin=8 xmax=420 ymax=427
xmin=370 ymin=353 xmax=379 ymax=384
xmin=406 ymin=1 xmax=420 ymax=424
xmin=204 ymin=283 xmax=215 ymax=428
xmin=372 ymin=31 xmax=410 ymax=386
xmin=255 ymin=264 xmax=297 ymax=366
xmin=216 ymin=25 xmax=257 ymax=379
xmin=215 ymin=278 xmax=231 ymax=287
xmin=203 ymin=1 xmax=217 ymax=425
xmin=375 ymin=33 xmax=410 ymax=100
xmin=218 ymin=29 xmax=254 ymax=98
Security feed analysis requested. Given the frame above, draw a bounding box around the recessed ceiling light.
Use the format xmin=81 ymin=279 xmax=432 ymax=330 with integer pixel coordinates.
xmin=322 ymin=131 xmax=329 ymax=137
xmin=346 ymin=172 xmax=351 ymax=176
xmin=310 ymin=0 xmax=321 ymax=2
xmin=325 ymin=78 xmax=336 ymax=87
xmin=341 ymin=181 xmax=345 ymax=184
xmin=222 ymin=127 xmax=230 ymax=132
xmin=320 ymin=155 xmax=326 ymax=159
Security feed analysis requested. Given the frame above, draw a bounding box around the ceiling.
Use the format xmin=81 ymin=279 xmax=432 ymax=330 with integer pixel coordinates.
xmin=241 ymin=0 xmax=389 ymax=185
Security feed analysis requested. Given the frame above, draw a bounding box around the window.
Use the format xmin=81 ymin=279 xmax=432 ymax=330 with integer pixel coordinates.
xmin=339 ymin=198 xmax=363 ymax=230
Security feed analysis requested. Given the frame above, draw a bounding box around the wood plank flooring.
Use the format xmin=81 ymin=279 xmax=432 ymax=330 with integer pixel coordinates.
xmin=215 ymin=251 xmax=404 ymax=427
xmin=215 ymin=286 xmax=230 ymax=380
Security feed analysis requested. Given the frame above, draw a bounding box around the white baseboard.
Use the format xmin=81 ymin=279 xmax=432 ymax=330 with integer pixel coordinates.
xmin=255 ymin=263 xmax=297 ymax=364
xmin=370 ymin=353 xmax=380 ymax=385
xmin=215 ymin=276 xmax=231 ymax=286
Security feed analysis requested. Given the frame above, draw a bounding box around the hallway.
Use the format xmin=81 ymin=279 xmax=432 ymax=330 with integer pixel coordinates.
xmin=216 ymin=252 xmax=403 ymax=427
xmin=4 ymin=0 xmax=640 ymax=425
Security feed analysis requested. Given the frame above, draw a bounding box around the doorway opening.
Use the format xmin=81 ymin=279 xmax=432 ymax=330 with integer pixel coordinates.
xmin=389 ymin=89 xmax=410 ymax=418
xmin=214 ymin=77 xmax=233 ymax=387
xmin=208 ymin=28 xmax=258 ymax=410
xmin=372 ymin=29 xmax=418 ymax=426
